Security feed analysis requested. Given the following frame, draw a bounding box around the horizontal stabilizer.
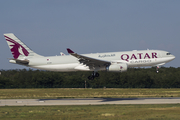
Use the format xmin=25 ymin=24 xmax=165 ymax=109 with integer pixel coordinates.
xmin=9 ymin=58 xmax=29 ymax=65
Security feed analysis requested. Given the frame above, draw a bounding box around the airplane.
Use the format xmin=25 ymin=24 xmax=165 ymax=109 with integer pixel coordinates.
xmin=4 ymin=33 xmax=175 ymax=80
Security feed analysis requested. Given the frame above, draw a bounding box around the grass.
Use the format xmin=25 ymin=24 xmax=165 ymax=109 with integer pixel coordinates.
xmin=0 ymin=104 xmax=180 ymax=120
xmin=0 ymin=88 xmax=180 ymax=99
xmin=1 ymin=88 xmax=180 ymax=119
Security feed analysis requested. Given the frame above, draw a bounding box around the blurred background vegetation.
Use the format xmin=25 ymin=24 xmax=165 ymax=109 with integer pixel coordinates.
xmin=0 ymin=67 xmax=180 ymax=88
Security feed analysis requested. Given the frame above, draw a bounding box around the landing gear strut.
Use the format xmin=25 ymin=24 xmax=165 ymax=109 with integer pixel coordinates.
xmin=88 ymin=71 xmax=99 ymax=80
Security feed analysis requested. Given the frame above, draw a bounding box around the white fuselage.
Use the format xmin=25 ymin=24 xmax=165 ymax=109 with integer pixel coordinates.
xmin=22 ymin=50 xmax=175 ymax=72
xmin=5 ymin=33 xmax=175 ymax=73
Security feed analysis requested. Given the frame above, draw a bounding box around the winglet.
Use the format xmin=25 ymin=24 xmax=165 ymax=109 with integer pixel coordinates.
xmin=67 ymin=48 xmax=74 ymax=54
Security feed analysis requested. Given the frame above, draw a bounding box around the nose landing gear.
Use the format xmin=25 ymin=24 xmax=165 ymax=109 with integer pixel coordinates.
xmin=88 ymin=71 xmax=99 ymax=80
xmin=156 ymin=66 xmax=159 ymax=73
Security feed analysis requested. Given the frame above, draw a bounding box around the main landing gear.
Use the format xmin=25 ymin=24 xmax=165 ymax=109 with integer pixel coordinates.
xmin=88 ymin=71 xmax=99 ymax=80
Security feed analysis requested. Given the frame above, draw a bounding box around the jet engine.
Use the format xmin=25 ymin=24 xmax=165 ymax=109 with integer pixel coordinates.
xmin=106 ymin=63 xmax=128 ymax=72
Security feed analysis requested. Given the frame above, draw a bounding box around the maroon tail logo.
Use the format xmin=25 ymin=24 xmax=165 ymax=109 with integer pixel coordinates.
xmin=5 ymin=36 xmax=29 ymax=59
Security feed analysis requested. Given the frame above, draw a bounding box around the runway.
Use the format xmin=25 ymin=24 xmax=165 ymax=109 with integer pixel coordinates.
xmin=0 ymin=97 xmax=180 ymax=106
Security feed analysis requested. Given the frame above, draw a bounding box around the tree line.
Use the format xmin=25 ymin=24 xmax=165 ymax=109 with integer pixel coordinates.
xmin=0 ymin=67 xmax=180 ymax=88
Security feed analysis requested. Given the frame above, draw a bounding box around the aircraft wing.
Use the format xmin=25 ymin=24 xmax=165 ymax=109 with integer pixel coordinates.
xmin=67 ymin=48 xmax=111 ymax=68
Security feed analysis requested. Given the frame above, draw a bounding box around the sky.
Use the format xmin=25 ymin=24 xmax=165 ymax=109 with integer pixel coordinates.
xmin=0 ymin=0 xmax=180 ymax=70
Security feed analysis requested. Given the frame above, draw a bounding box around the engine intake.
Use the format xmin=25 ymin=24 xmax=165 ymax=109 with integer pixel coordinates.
xmin=106 ymin=63 xmax=128 ymax=72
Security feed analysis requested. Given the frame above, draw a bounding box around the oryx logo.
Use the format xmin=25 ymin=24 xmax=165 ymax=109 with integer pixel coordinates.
xmin=4 ymin=35 xmax=29 ymax=59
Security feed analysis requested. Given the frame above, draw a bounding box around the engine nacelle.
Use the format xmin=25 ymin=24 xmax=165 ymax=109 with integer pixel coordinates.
xmin=106 ymin=63 xmax=128 ymax=72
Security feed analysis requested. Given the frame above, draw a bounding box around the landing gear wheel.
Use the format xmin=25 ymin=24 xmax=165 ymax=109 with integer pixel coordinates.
xmin=87 ymin=72 xmax=100 ymax=80
xmin=95 ymin=73 xmax=99 ymax=77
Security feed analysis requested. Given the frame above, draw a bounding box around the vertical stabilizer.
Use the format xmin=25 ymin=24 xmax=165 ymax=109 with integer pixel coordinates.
xmin=4 ymin=33 xmax=43 ymax=59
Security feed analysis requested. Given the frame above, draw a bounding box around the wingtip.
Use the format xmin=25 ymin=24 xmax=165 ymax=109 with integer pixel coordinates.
xmin=67 ymin=48 xmax=74 ymax=54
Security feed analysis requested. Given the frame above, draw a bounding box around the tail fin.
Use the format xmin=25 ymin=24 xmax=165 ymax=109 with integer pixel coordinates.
xmin=4 ymin=33 xmax=43 ymax=59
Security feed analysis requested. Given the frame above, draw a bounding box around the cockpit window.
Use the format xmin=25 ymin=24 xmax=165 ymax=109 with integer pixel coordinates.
xmin=167 ymin=53 xmax=171 ymax=55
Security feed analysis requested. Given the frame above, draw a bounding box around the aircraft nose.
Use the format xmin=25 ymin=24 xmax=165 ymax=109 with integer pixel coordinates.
xmin=172 ymin=55 xmax=175 ymax=59
xmin=171 ymin=55 xmax=175 ymax=60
